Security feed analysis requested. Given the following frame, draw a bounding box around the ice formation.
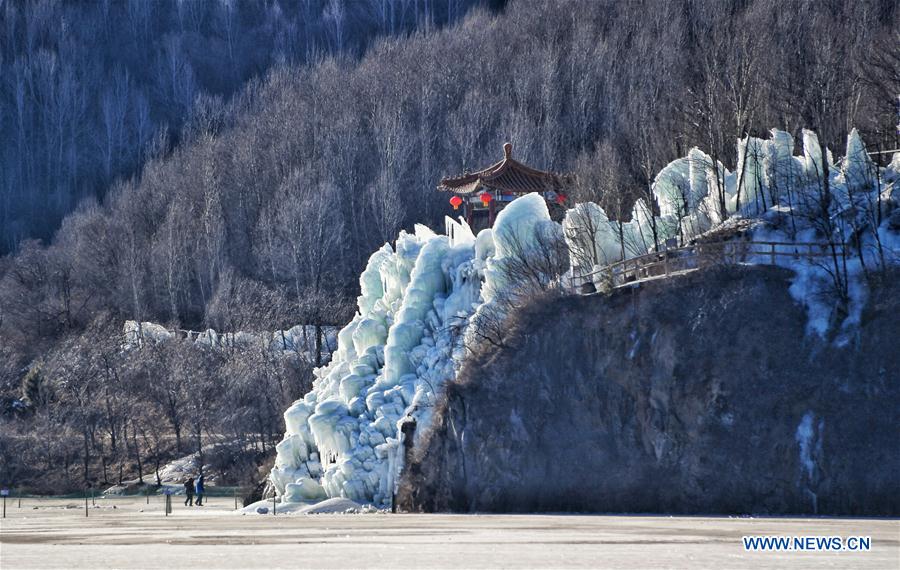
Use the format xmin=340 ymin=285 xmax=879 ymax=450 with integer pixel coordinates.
xmin=268 ymin=130 xmax=899 ymax=509
xmin=795 ymin=411 xmax=824 ymax=481
xmin=840 ymin=128 xmax=876 ymax=194
xmin=483 ymin=193 xmax=558 ymax=302
xmin=569 ymin=128 xmax=897 ymax=264
xmin=270 ymin=194 xmax=557 ymax=508
xmin=123 ymin=321 xmax=337 ymax=356
xmin=559 ymin=128 xmax=899 ymax=336
xmin=801 ymin=129 xmax=826 ymax=184
xmin=563 ymin=202 xmax=620 ymax=270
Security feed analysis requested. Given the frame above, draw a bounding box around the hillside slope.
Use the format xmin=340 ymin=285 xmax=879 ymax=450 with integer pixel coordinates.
xmin=398 ymin=266 xmax=900 ymax=515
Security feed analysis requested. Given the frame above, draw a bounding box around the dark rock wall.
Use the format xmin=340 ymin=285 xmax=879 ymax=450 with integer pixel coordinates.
xmin=398 ymin=266 xmax=900 ymax=515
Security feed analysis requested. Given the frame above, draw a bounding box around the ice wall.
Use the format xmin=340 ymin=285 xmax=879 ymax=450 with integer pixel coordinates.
xmin=270 ymin=195 xmax=555 ymax=508
xmin=640 ymin=128 xmax=892 ymax=246
xmin=122 ymin=321 xmax=336 ymax=357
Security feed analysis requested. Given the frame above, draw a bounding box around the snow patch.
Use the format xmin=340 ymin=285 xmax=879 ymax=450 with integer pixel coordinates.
xmin=241 ymin=497 xmax=364 ymax=515
xmin=123 ymin=321 xmax=337 ymax=358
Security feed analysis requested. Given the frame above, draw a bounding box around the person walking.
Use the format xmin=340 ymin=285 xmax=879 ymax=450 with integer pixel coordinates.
xmin=195 ymin=474 xmax=205 ymax=507
xmin=184 ymin=477 xmax=194 ymax=507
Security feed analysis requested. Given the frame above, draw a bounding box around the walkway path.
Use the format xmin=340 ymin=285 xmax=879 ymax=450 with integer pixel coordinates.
xmin=571 ymin=240 xmax=846 ymax=293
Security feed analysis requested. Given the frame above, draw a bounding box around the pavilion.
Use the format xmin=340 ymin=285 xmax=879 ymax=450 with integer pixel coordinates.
xmin=437 ymin=143 xmax=572 ymax=228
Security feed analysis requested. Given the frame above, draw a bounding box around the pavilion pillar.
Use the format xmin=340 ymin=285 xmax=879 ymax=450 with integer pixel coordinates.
xmin=488 ymin=196 xmax=496 ymax=227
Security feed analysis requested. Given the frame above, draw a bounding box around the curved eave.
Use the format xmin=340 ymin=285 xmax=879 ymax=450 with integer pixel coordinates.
xmin=439 ymin=156 xmax=571 ymax=195
xmin=437 ymin=179 xmax=483 ymax=195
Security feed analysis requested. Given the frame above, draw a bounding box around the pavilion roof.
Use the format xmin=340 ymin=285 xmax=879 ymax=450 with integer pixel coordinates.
xmin=437 ymin=143 xmax=571 ymax=195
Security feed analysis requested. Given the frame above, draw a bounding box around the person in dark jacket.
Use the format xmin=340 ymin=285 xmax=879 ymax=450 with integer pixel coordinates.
xmin=195 ymin=474 xmax=205 ymax=506
xmin=184 ymin=477 xmax=194 ymax=506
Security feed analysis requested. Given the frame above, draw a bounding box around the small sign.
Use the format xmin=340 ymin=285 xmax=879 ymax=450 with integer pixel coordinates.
xmin=0 ymin=489 xmax=9 ymax=496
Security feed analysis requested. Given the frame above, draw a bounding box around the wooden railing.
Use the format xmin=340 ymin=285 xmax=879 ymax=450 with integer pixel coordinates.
xmin=570 ymin=240 xmax=847 ymax=293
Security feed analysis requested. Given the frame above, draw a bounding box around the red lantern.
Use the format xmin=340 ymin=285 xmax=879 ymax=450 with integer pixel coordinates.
xmin=555 ymin=193 xmax=567 ymax=205
xmin=449 ymin=195 xmax=463 ymax=210
xmin=480 ymin=192 xmax=493 ymax=206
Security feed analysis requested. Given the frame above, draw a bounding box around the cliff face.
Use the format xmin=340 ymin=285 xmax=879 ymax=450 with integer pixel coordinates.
xmin=398 ymin=266 xmax=900 ymax=515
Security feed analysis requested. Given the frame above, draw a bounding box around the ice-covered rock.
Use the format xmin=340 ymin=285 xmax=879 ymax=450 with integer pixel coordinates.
xmin=270 ymin=127 xmax=899 ymax=511
xmin=270 ymin=196 xmax=559 ymax=508
xmin=284 ymin=479 xmax=326 ymax=502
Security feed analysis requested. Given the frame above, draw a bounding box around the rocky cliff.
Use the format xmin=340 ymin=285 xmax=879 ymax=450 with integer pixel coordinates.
xmin=398 ymin=266 xmax=900 ymax=515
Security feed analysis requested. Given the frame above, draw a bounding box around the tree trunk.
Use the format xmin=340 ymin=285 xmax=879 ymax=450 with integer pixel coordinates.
xmin=133 ymin=422 xmax=144 ymax=483
xmin=196 ymin=427 xmax=204 ymax=476
xmin=315 ymin=322 xmax=323 ymax=367
xmin=82 ymin=430 xmax=91 ymax=483
xmin=173 ymin=423 xmax=182 ymax=454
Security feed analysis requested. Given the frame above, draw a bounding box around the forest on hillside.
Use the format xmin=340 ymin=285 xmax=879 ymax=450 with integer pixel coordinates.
xmin=0 ymin=0 xmax=490 ymax=253
xmin=0 ymin=0 xmax=898 ymax=492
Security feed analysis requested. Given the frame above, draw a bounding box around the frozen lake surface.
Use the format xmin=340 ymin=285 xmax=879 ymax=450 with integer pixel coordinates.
xmin=1 ymin=496 xmax=897 ymax=569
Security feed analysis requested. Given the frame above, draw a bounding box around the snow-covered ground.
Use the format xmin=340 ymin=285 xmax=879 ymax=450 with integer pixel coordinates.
xmin=2 ymin=497 xmax=897 ymax=569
